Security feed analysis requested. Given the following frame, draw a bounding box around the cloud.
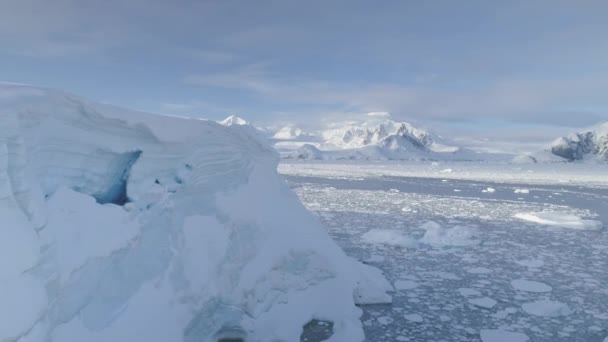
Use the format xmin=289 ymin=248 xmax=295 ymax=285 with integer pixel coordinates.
xmin=185 ymin=63 xmax=608 ymax=127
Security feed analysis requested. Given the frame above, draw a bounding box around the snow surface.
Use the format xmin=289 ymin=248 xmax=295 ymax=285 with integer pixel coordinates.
xmin=0 ymin=84 xmax=391 ymax=342
xmin=515 ymin=211 xmax=603 ymax=230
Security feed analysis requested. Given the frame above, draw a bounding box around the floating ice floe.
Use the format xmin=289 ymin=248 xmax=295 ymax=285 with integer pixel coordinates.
xmin=514 ymin=211 xmax=603 ymax=230
xmin=514 ymin=258 xmax=544 ymax=268
xmin=482 ymin=187 xmax=496 ymax=193
xmin=403 ymin=313 xmax=424 ymax=323
xmin=394 ymin=280 xmax=418 ymax=290
xmin=419 ymin=221 xmax=481 ymax=247
xmin=467 ymin=267 xmax=492 ymax=274
xmin=469 ymin=297 xmax=497 ymax=309
xmin=480 ymin=329 xmax=529 ymax=342
xmin=361 ymin=229 xmax=419 ymax=248
xmin=521 ymin=300 xmax=572 ymax=317
xmin=511 ymin=279 xmax=552 ymax=293
xmin=514 ymin=188 xmax=530 ymax=194
xmin=458 ymin=288 xmax=482 ymax=297
xmin=362 ymin=221 xmax=482 ymax=248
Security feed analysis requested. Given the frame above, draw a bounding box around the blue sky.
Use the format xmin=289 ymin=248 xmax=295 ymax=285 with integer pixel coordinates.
xmin=1 ymin=0 xmax=607 ymax=151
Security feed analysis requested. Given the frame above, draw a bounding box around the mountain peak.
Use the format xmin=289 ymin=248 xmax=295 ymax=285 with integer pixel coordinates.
xmin=548 ymin=122 xmax=608 ymax=161
xmin=219 ymin=115 xmax=249 ymax=126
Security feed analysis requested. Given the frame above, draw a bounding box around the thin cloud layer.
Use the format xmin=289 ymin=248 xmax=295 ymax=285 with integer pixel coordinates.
xmin=1 ymin=0 xmax=607 ymax=150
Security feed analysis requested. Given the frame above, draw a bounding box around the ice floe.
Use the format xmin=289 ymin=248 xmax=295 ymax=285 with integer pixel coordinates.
xmin=514 ymin=211 xmax=603 ymax=230
xmin=522 ymin=300 xmax=572 ymax=317
xmin=480 ymin=329 xmax=529 ymax=342
xmin=511 ymin=279 xmax=552 ymax=293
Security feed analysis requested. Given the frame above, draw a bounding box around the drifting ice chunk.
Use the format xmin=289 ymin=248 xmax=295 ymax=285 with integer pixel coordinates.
xmin=361 ymin=229 xmax=418 ymax=248
xmin=480 ymin=329 xmax=529 ymax=342
xmin=458 ymin=288 xmax=482 ymax=297
xmin=419 ymin=221 xmax=481 ymax=246
xmin=394 ymin=280 xmax=418 ymax=290
xmin=514 ymin=259 xmax=544 ymax=268
xmin=510 ymin=279 xmax=552 ymax=293
xmin=514 ymin=212 xmax=603 ymax=230
xmin=522 ymin=300 xmax=572 ymax=317
xmin=469 ymin=297 xmax=497 ymax=309
xmin=403 ymin=314 xmax=424 ymax=323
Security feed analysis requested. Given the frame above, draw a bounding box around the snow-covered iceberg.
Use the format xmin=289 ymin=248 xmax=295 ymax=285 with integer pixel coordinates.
xmin=0 ymin=84 xmax=391 ymax=342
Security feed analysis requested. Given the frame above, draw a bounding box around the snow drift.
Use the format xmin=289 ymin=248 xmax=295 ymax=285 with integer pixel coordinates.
xmin=0 ymin=84 xmax=391 ymax=342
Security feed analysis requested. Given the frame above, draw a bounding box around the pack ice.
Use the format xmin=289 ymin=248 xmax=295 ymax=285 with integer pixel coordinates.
xmin=0 ymin=84 xmax=391 ymax=342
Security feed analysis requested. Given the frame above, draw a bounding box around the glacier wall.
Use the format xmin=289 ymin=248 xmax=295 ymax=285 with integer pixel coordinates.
xmin=0 ymin=84 xmax=391 ymax=342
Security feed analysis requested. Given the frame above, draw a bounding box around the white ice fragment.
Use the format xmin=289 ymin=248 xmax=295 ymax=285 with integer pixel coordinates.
xmin=514 ymin=188 xmax=530 ymax=194
xmin=376 ymin=316 xmax=393 ymax=325
xmin=361 ymin=229 xmax=418 ymax=248
xmin=511 ymin=279 xmax=552 ymax=293
xmin=394 ymin=280 xmax=418 ymax=290
xmin=480 ymin=329 xmax=529 ymax=342
xmin=419 ymin=221 xmax=481 ymax=247
xmin=482 ymin=187 xmax=496 ymax=193
xmin=515 ymin=259 xmax=544 ymax=268
xmin=469 ymin=297 xmax=497 ymax=309
xmin=514 ymin=211 xmax=603 ymax=230
xmin=458 ymin=288 xmax=482 ymax=297
xmin=404 ymin=313 xmax=424 ymax=323
xmin=467 ymin=267 xmax=492 ymax=274
xmin=522 ymin=300 xmax=572 ymax=317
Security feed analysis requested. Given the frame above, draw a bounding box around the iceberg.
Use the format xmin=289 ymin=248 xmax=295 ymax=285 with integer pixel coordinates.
xmin=0 ymin=84 xmax=391 ymax=342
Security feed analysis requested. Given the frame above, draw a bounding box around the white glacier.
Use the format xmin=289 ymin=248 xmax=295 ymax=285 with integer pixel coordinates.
xmin=0 ymin=83 xmax=391 ymax=342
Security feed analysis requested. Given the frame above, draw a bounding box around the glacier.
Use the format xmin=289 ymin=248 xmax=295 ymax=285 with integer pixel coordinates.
xmin=0 ymin=84 xmax=392 ymax=342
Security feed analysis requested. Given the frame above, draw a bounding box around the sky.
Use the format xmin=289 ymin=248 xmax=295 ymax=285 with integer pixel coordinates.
xmin=1 ymin=0 xmax=607 ymax=152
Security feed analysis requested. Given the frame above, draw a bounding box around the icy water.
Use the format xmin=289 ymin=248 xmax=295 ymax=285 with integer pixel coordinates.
xmin=284 ymin=174 xmax=608 ymax=342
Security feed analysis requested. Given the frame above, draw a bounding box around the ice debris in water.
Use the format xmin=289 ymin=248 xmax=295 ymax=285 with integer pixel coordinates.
xmin=514 ymin=211 xmax=603 ymax=230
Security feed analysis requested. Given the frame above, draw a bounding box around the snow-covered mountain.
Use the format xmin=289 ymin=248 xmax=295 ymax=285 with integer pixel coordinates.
xmin=321 ymin=119 xmax=434 ymax=150
xmin=218 ymin=114 xmax=249 ymax=126
xmin=548 ymin=122 xmax=608 ymax=162
xmin=280 ymin=115 xmax=492 ymax=161
xmin=272 ymin=125 xmax=307 ymax=140
xmin=0 ymin=84 xmax=391 ymax=342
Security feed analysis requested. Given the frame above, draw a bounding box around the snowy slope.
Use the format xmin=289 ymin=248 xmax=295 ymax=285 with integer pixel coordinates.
xmin=219 ymin=114 xmax=249 ymax=126
xmin=0 ymin=84 xmax=391 ymax=342
xmin=272 ymin=126 xmax=306 ymax=140
xmin=547 ymin=122 xmax=608 ymax=162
